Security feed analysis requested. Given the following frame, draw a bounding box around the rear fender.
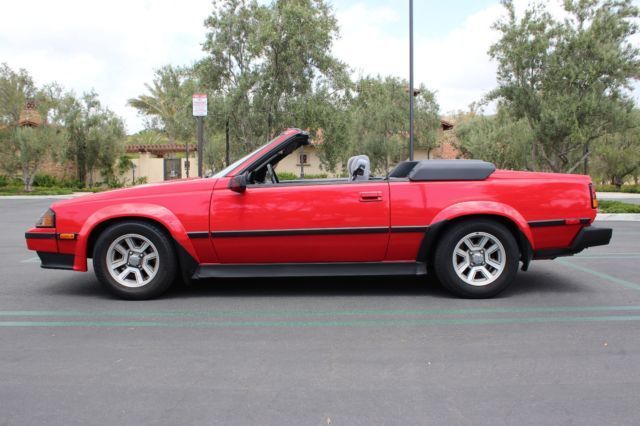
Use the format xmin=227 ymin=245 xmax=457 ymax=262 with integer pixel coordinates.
xmin=73 ymin=203 xmax=198 ymax=271
xmin=431 ymin=201 xmax=534 ymax=248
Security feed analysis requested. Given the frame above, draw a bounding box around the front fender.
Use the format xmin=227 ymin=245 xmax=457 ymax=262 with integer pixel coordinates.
xmin=73 ymin=203 xmax=198 ymax=271
xmin=430 ymin=201 xmax=534 ymax=248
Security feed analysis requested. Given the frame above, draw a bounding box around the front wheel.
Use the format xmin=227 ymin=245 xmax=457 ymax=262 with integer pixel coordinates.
xmin=433 ymin=219 xmax=519 ymax=298
xmin=93 ymin=221 xmax=177 ymax=300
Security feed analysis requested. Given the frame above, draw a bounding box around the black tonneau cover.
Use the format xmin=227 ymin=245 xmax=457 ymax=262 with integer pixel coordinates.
xmin=389 ymin=160 xmax=496 ymax=181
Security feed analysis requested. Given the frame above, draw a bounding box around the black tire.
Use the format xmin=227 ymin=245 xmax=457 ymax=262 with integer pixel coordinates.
xmin=93 ymin=221 xmax=177 ymax=300
xmin=433 ymin=219 xmax=519 ymax=298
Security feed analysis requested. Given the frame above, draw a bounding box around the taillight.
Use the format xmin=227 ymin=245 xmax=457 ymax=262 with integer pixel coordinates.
xmin=589 ymin=183 xmax=598 ymax=209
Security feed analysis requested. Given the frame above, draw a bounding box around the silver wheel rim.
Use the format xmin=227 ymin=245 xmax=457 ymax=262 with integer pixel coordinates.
xmin=452 ymin=231 xmax=506 ymax=287
xmin=106 ymin=233 xmax=159 ymax=288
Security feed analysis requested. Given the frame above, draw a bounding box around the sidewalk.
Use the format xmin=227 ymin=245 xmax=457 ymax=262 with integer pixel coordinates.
xmin=597 ymin=192 xmax=640 ymax=200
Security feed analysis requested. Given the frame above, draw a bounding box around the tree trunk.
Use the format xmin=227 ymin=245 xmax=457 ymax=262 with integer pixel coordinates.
xmin=225 ymin=118 xmax=230 ymax=167
xmin=583 ymin=141 xmax=590 ymax=175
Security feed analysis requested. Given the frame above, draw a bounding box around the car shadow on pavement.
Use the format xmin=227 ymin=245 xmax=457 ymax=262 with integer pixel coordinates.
xmin=38 ymin=268 xmax=587 ymax=301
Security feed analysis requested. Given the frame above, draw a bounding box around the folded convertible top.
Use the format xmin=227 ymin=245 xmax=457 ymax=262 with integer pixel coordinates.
xmin=389 ymin=160 xmax=496 ymax=181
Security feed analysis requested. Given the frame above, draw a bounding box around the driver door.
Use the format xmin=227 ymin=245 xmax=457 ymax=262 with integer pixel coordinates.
xmin=209 ymin=179 xmax=390 ymax=264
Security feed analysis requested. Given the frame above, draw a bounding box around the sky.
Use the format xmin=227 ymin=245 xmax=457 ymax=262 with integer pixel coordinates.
xmin=1 ymin=0 xmax=639 ymax=134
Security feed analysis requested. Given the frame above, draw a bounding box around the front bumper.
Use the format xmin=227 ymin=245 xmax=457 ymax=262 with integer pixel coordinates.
xmin=37 ymin=252 xmax=75 ymax=270
xmin=25 ymin=229 xmax=78 ymax=271
xmin=534 ymin=226 xmax=612 ymax=259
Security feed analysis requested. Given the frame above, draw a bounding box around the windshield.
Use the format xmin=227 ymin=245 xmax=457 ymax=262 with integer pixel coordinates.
xmin=211 ymin=141 xmax=272 ymax=178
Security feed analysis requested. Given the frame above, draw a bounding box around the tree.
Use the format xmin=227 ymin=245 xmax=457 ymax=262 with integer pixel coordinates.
xmin=60 ymin=92 xmax=126 ymax=186
xmin=593 ymin=110 xmax=640 ymax=186
xmin=128 ymin=65 xmax=196 ymax=144
xmin=199 ymin=0 xmax=349 ymax=156
xmin=0 ymin=64 xmax=65 ymax=191
xmin=455 ymin=108 xmax=532 ymax=170
xmin=349 ymin=76 xmax=440 ymax=174
xmin=488 ymin=0 xmax=640 ymax=173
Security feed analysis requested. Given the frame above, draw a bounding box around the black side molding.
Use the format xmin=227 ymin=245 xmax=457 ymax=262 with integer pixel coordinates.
xmin=37 ymin=252 xmax=74 ymax=270
xmin=528 ymin=218 xmax=590 ymax=228
xmin=193 ymin=262 xmax=427 ymax=279
xmin=533 ymin=226 xmax=612 ymax=259
xmin=25 ymin=232 xmax=56 ymax=239
xmin=187 ymin=232 xmax=209 ymax=239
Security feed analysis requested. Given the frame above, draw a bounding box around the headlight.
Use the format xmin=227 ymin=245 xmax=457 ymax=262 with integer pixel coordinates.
xmin=36 ymin=208 xmax=56 ymax=228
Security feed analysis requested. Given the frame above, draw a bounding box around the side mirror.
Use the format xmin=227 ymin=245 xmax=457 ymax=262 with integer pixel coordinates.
xmin=228 ymin=174 xmax=248 ymax=193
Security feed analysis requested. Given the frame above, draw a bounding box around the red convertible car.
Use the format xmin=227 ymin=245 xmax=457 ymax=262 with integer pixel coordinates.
xmin=25 ymin=128 xmax=611 ymax=299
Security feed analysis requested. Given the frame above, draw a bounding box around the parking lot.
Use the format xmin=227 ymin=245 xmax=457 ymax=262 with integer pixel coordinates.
xmin=1 ymin=198 xmax=640 ymax=425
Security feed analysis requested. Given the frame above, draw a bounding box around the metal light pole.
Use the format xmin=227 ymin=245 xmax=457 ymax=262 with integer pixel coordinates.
xmin=409 ymin=0 xmax=415 ymax=161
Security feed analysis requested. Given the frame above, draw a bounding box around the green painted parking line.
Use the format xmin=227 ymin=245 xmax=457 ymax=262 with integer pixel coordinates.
xmin=556 ymin=259 xmax=640 ymax=291
xmin=3 ymin=305 xmax=640 ymax=319
xmin=1 ymin=314 xmax=640 ymax=328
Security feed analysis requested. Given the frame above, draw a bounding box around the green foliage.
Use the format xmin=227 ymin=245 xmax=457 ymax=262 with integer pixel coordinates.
xmin=275 ymin=171 xmax=329 ymax=181
xmin=0 ymin=175 xmax=8 ymax=187
xmin=0 ymin=64 xmax=67 ymax=191
xmin=348 ymin=76 xmax=440 ymax=174
xmin=455 ymin=109 xmax=532 ymax=169
xmin=32 ymin=173 xmax=58 ymax=187
xmin=0 ymin=186 xmax=74 ymax=196
xmin=59 ymin=91 xmax=126 ymax=186
xmin=592 ymin=110 xmax=640 ymax=186
xmin=596 ymin=184 xmax=640 ymax=193
xmin=598 ymin=200 xmax=640 ymax=213
xmin=489 ymin=0 xmax=640 ymax=173
xmin=276 ymin=171 xmax=298 ymax=181
xmin=198 ymin=0 xmax=350 ymax=161
xmin=127 ymin=66 xmax=196 ymax=144
xmin=127 ymin=129 xmax=167 ymax=145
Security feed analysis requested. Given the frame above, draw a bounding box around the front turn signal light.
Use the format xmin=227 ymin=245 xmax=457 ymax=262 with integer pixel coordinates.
xmin=36 ymin=208 xmax=56 ymax=228
xmin=589 ymin=183 xmax=598 ymax=209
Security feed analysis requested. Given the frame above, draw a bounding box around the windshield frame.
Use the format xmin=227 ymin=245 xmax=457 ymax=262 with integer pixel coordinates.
xmin=211 ymin=142 xmax=271 ymax=178
xmin=211 ymin=129 xmax=302 ymax=178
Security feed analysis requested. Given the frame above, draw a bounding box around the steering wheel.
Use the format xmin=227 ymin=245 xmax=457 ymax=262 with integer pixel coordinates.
xmin=267 ymin=163 xmax=279 ymax=184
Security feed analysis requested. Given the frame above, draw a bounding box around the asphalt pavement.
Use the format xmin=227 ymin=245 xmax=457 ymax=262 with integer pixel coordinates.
xmin=1 ymin=199 xmax=640 ymax=425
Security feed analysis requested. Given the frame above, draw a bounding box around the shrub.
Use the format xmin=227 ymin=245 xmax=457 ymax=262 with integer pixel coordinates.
xmin=60 ymin=179 xmax=84 ymax=189
xmin=0 ymin=175 xmax=8 ymax=187
xmin=598 ymin=200 xmax=640 ymax=214
xmin=32 ymin=173 xmax=58 ymax=187
xmin=278 ymin=171 xmax=298 ymax=181
xmin=278 ymin=172 xmax=329 ymax=181
xmin=595 ymin=184 xmax=640 ymax=193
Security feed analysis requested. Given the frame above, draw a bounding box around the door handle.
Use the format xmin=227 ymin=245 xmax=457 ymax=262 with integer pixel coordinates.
xmin=359 ymin=191 xmax=383 ymax=202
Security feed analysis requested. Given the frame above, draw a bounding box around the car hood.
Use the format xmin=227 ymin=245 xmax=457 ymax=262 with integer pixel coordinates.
xmin=51 ymin=178 xmax=218 ymax=209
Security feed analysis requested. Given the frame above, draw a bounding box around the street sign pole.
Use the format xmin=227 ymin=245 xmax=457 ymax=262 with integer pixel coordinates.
xmin=192 ymin=94 xmax=208 ymax=177
xmin=409 ymin=0 xmax=415 ymax=161
xmin=197 ymin=117 xmax=204 ymax=177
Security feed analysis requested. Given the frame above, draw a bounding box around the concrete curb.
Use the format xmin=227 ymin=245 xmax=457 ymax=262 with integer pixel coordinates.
xmin=595 ymin=213 xmax=640 ymax=221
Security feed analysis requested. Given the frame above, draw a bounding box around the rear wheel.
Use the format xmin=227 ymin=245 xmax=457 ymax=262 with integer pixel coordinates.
xmin=433 ymin=219 xmax=519 ymax=298
xmin=93 ymin=221 xmax=177 ymax=300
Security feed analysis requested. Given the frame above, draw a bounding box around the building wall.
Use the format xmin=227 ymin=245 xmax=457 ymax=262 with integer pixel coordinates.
xmin=276 ymin=146 xmax=326 ymax=177
xmin=123 ymin=154 xmax=199 ymax=184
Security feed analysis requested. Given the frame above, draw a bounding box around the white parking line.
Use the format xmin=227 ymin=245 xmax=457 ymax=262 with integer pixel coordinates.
xmin=21 ymin=257 xmax=40 ymax=263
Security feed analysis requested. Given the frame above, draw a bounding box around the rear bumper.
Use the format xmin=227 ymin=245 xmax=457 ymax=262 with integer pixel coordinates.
xmin=533 ymin=226 xmax=612 ymax=259
xmin=37 ymin=252 xmax=75 ymax=270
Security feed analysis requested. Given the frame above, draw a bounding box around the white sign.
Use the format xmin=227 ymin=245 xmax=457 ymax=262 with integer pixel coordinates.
xmin=192 ymin=93 xmax=207 ymax=117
